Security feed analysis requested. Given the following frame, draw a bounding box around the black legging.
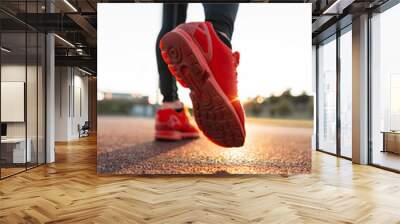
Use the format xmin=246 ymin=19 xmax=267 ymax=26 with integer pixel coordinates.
xmin=156 ymin=3 xmax=239 ymax=103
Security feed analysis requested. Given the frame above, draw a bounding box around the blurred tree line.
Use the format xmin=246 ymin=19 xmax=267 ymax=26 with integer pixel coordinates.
xmin=98 ymin=90 xmax=313 ymax=120
xmin=98 ymin=95 xmax=156 ymax=117
xmin=243 ymin=89 xmax=313 ymax=120
xmin=98 ymin=99 xmax=136 ymax=115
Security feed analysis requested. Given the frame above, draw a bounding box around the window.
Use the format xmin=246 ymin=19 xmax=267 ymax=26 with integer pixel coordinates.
xmin=339 ymin=28 xmax=352 ymax=158
xmin=370 ymin=3 xmax=400 ymax=171
xmin=317 ymin=36 xmax=337 ymax=154
xmin=1 ymin=31 xmax=28 ymax=178
xmin=0 ymin=2 xmax=46 ymax=179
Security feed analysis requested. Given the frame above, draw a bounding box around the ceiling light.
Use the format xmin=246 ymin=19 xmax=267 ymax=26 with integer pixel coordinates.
xmin=54 ymin=34 xmax=75 ymax=48
xmin=323 ymin=0 xmax=355 ymax=15
xmin=78 ymin=67 xmax=92 ymax=76
xmin=63 ymin=0 xmax=78 ymax=12
xmin=1 ymin=47 xmax=11 ymax=53
xmin=76 ymin=48 xmax=85 ymax=55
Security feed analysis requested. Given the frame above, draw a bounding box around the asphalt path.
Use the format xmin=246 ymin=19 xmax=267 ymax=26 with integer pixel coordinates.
xmin=97 ymin=116 xmax=312 ymax=175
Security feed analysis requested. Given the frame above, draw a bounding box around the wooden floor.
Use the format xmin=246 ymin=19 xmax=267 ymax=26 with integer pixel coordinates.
xmin=1 ymin=136 xmax=400 ymax=223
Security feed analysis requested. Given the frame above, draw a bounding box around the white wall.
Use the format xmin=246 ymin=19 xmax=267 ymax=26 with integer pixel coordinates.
xmin=55 ymin=67 xmax=89 ymax=141
xmin=71 ymin=73 xmax=89 ymax=138
xmin=1 ymin=65 xmax=37 ymax=138
xmin=55 ymin=66 xmax=70 ymax=141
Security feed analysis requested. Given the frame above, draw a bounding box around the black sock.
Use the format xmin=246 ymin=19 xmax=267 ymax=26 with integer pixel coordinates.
xmin=216 ymin=32 xmax=232 ymax=49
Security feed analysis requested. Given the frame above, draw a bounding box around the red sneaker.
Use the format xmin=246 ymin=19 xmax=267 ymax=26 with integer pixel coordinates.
xmin=159 ymin=22 xmax=246 ymax=147
xmin=155 ymin=107 xmax=200 ymax=141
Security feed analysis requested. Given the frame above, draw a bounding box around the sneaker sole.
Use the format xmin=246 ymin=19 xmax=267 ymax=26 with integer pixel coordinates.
xmin=155 ymin=130 xmax=199 ymax=141
xmin=159 ymin=29 xmax=245 ymax=147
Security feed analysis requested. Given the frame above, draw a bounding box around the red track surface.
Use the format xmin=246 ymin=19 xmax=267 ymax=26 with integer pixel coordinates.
xmin=97 ymin=116 xmax=312 ymax=175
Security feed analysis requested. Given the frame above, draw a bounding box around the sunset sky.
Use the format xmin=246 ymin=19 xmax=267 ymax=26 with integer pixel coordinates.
xmin=98 ymin=3 xmax=312 ymax=106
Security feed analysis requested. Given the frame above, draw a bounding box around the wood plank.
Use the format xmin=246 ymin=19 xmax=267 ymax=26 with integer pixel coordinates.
xmin=0 ymin=135 xmax=400 ymax=223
